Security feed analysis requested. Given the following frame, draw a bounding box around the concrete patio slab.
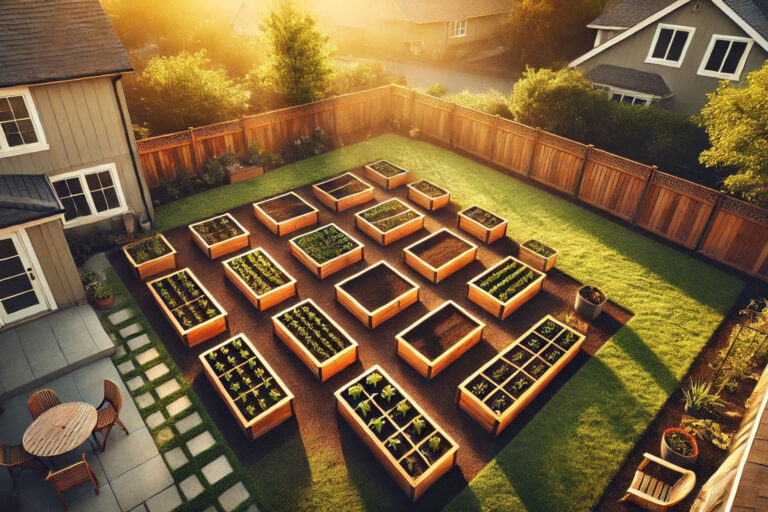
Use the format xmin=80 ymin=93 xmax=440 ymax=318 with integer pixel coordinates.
xmin=119 ymin=323 xmax=143 ymax=339
xmin=127 ymin=334 xmax=151 ymax=352
xmin=117 ymin=360 xmax=135 ymax=374
xmin=144 ymin=363 xmax=169 ymax=382
xmin=135 ymin=392 xmax=156 ymax=409
xmin=110 ymin=455 xmax=174 ymax=512
xmin=97 ymin=426 xmax=159 ymax=481
xmin=144 ymin=485 xmax=182 ymax=512
xmin=155 ymin=379 xmax=180 ymax=399
xmin=146 ymin=410 xmax=165 ymax=429
xmin=174 ymin=412 xmax=202 ymax=434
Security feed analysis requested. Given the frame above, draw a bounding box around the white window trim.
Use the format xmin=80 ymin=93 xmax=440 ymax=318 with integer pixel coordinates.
xmin=645 ymin=23 xmax=696 ymax=68
xmin=51 ymin=163 xmax=129 ymax=228
xmin=597 ymin=84 xmax=657 ymax=106
xmin=450 ymin=19 xmax=467 ymax=38
xmin=0 ymin=87 xmax=49 ymax=158
xmin=697 ymin=34 xmax=754 ymax=80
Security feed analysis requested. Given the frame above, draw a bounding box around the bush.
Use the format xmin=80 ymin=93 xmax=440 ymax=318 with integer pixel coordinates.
xmin=331 ymin=62 xmax=405 ymax=95
xmin=201 ymin=158 xmax=225 ymax=186
xmin=425 ymin=83 xmax=447 ymax=98
xmin=285 ymin=127 xmax=330 ymax=161
xmin=448 ymin=90 xmax=513 ymax=118
xmin=242 ymin=141 xmax=283 ymax=170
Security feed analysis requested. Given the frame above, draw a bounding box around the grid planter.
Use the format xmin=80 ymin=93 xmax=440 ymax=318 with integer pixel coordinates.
xmin=200 ymin=334 xmax=294 ymax=440
xmin=253 ymin=192 xmax=319 ymax=237
xmin=335 ymin=261 xmax=420 ymax=328
xmin=364 ymin=160 xmax=410 ymax=189
xmin=189 ymin=213 xmax=250 ymax=259
xmin=354 ymin=198 xmax=425 ymax=246
xmin=467 ymin=256 xmax=545 ymax=320
xmin=457 ymin=315 xmax=585 ymax=436
xmin=272 ymin=299 xmax=359 ymax=382
xmin=147 ymin=268 xmax=228 ymax=347
xmin=222 ymin=248 xmax=297 ymax=311
xmin=403 ymin=229 xmax=477 ymax=284
xmin=334 ymin=366 xmax=458 ymax=500
xmin=123 ymin=234 xmax=178 ymax=280
xmin=407 ymin=180 xmax=451 ymax=211
xmin=312 ymin=172 xmax=375 ymax=212
xmin=396 ymin=301 xmax=485 ymax=379
xmin=518 ymin=240 xmax=559 ymax=273
xmin=457 ymin=206 xmax=508 ymax=244
xmin=289 ymin=224 xmax=365 ymax=279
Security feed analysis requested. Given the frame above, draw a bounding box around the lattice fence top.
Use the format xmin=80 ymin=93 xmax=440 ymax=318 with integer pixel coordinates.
xmin=651 ymin=172 xmax=722 ymax=204
xmin=589 ymin=148 xmax=653 ymax=179
xmin=136 ymin=130 xmax=191 ymax=152
xmin=193 ymin=119 xmax=242 ymax=140
xmin=497 ymin=118 xmax=537 ymax=138
xmin=453 ymin=104 xmax=495 ymax=124
xmin=414 ymin=92 xmax=454 ymax=110
xmin=721 ymin=196 xmax=768 ymax=225
xmin=538 ymin=130 xmax=589 ymax=157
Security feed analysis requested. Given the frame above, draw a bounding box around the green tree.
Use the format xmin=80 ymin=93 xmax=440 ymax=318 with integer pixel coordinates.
xmin=330 ymin=62 xmax=404 ymax=96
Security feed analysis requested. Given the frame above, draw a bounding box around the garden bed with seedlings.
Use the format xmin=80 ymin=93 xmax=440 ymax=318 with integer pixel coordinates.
xmin=364 ymin=160 xmax=410 ymax=189
xmin=335 ymin=366 xmax=458 ymax=501
xmin=518 ymin=239 xmax=559 ymax=273
xmin=189 ymin=212 xmax=250 ymax=259
xmin=396 ymin=301 xmax=485 ymax=379
xmin=407 ymin=180 xmax=450 ymax=211
xmin=272 ymin=299 xmax=359 ymax=382
xmin=289 ymin=223 xmax=364 ymax=279
xmin=354 ymin=198 xmax=425 ymax=246
xmin=312 ymin=172 xmax=375 ymax=212
xmin=200 ymin=334 xmax=294 ymax=440
xmin=123 ymin=234 xmax=177 ymax=280
xmin=253 ymin=191 xmax=319 ymax=237
xmin=457 ymin=205 xmax=508 ymax=244
xmin=457 ymin=315 xmax=585 ymax=436
xmin=403 ymin=228 xmax=477 ymax=284
xmin=467 ymin=256 xmax=546 ymax=320
xmin=222 ymin=248 xmax=297 ymax=311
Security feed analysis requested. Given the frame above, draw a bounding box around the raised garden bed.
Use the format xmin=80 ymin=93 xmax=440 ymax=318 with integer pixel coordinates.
xmin=334 ymin=365 xmax=458 ymax=500
xmin=457 ymin=205 xmax=508 ymax=244
xmin=289 ymin=224 xmax=364 ymax=279
xmin=364 ymin=160 xmax=410 ymax=189
xmin=272 ymin=299 xmax=358 ymax=382
xmin=354 ymin=198 xmax=425 ymax=246
xmin=147 ymin=268 xmax=228 ymax=347
xmin=467 ymin=256 xmax=545 ymax=320
xmin=312 ymin=172 xmax=375 ymax=212
xmin=403 ymin=228 xmax=477 ymax=284
xmin=253 ymin=192 xmax=319 ymax=237
xmin=189 ymin=213 xmax=250 ymax=259
xmin=200 ymin=334 xmax=294 ymax=440
xmin=456 ymin=315 xmax=585 ymax=436
xmin=407 ymin=180 xmax=451 ymax=211
xmin=335 ymin=261 xmax=419 ymax=328
xmin=123 ymin=234 xmax=177 ymax=280
xmin=225 ymin=162 xmax=263 ymax=184
xmin=518 ymin=239 xmax=559 ymax=272
xmin=222 ymin=248 xmax=297 ymax=311
xmin=396 ymin=301 xmax=485 ymax=379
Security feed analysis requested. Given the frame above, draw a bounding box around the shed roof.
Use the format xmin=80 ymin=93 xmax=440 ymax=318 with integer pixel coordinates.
xmin=585 ymin=64 xmax=671 ymax=96
xmin=0 ymin=175 xmax=64 ymax=228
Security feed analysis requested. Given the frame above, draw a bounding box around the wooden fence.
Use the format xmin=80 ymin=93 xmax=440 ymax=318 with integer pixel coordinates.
xmin=136 ymin=84 xmax=768 ymax=282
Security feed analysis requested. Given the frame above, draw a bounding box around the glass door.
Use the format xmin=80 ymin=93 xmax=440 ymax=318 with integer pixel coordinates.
xmin=0 ymin=232 xmax=49 ymax=325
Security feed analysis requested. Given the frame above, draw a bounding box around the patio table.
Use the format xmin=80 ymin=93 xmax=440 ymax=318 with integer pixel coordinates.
xmin=22 ymin=402 xmax=97 ymax=459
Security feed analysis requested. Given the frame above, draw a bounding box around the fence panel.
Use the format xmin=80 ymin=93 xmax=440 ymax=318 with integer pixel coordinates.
xmin=243 ymin=100 xmax=334 ymax=154
xmin=391 ymin=85 xmax=413 ymax=128
xmin=191 ymin=119 xmax=245 ymax=170
xmin=529 ymin=131 xmax=589 ymax=194
xmin=136 ymin=131 xmax=194 ymax=188
xmin=334 ymin=86 xmax=391 ymax=136
xmin=491 ymin=119 xmax=537 ymax=176
xmin=451 ymin=105 xmax=496 ymax=159
xmin=412 ymin=92 xmax=452 ymax=144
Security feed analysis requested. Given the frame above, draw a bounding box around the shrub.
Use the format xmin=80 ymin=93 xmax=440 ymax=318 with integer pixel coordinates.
xmin=285 ymin=127 xmax=330 ymax=161
xmin=448 ymin=90 xmax=513 ymax=118
xmin=425 ymin=83 xmax=447 ymax=98
xmin=201 ymin=158 xmax=225 ymax=186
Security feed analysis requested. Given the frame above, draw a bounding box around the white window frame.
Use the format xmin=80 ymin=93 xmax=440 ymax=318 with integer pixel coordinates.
xmin=0 ymin=87 xmax=49 ymax=158
xmin=597 ymin=84 xmax=656 ymax=106
xmin=645 ymin=23 xmax=696 ymax=67
xmin=450 ymin=19 xmax=467 ymax=38
xmin=697 ymin=34 xmax=754 ymax=80
xmin=51 ymin=163 xmax=129 ymax=228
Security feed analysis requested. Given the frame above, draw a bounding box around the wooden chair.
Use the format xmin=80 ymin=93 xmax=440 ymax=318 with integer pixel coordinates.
xmin=0 ymin=442 xmax=46 ymax=487
xmin=92 ymin=379 xmax=129 ymax=452
xmin=45 ymin=453 xmax=99 ymax=510
xmin=619 ymin=452 xmax=696 ymax=512
xmin=28 ymin=389 xmax=61 ymax=419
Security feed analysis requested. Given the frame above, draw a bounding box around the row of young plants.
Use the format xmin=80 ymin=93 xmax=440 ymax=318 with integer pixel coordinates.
xmin=368 ymin=160 xmax=407 ymax=178
xmin=191 ymin=214 xmax=244 ymax=245
xmin=126 ymin=235 xmax=173 ymax=264
xmin=226 ymin=250 xmax=288 ymax=295
xmin=359 ymin=199 xmax=420 ymax=232
xmin=474 ymin=258 xmax=539 ymax=302
xmin=152 ymin=271 xmax=220 ymax=329
xmin=461 ymin=206 xmax=505 ymax=228
xmin=293 ymin=224 xmax=358 ymax=263
xmin=277 ymin=302 xmax=351 ymax=362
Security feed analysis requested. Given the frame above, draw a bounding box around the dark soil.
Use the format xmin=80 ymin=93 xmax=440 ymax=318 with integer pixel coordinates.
xmin=462 ymin=206 xmax=504 ymax=228
xmin=412 ymin=180 xmax=447 ymax=198
xmin=410 ymin=230 xmax=473 ymax=268
xmin=317 ymin=174 xmax=369 ymax=198
xmin=403 ymin=304 xmax=481 ymax=361
xmin=258 ymin=193 xmax=314 ymax=223
xmin=371 ymin=161 xmax=406 ymax=178
xmin=339 ymin=263 xmax=415 ymax=311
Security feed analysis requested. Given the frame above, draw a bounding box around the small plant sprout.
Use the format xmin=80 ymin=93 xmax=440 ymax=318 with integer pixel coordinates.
xmin=405 ymin=456 xmax=416 ymax=472
xmin=493 ymin=396 xmax=507 ymax=412
xmin=240 ymin=394 xmax=248 ymax=404
xmin=368 ymin=417 xmax=385 ymax=434
xmin=224 ymin=373 xmax=233 ymax=382
xmin=258 ymin=398 xmax=267 ymax=410
xmin=471 ymin=381 xmax=488 ymax=397
xmin=381 ymin=385 xmax=396 ymax=403
xmin=207 ymin=352 xmax=217 ymax=361
xmin=236 ymin=367 xmax=244 ymax=375
xmin=348 ymin=384 xmax=364 ymax=401
xmin=230 ymin=382 xmax=240 ymax=393
xmin=245 ymin=405 xmax=256 ymax=417
xmin=262 ymin=377 xmax=273 ymax=389
xmin=429 ymin=435 xmax=441 ymax=453
xmin=492 ymin=364 xmax=510 ymax=383
xmin=387 ymin=438 xmax=401 ymax=453
xmin=227 ymin=355 xmax=236 ymax=366
xmin=221 ymin=346 xmax=229 ymax=355
xmin=248 ymin=359 xmax=256 ymax=369
xmin=254 ymin=367 xmax=265 ymax=379
xmin=243 ymin=377 xmax=252 ymax=386
xmin=215 ymin=362 xmax=225 ymax=373
xmin=269 ymin=388 xmax=282 ymax=402
xmin=412 ymin=417 xmax=426 ymax=436
xmin=232 ymin=338 xmax=242 ymax=350
xmin=366 ymin=372 xmax=383 ymax=388
xmin=240 ymin=349 xmax=250 ymax=359
xmin=541 ymin=321 xmax=556 ymax=335
xmin=357 ymin=400 xmax=372 ymax=418
xmin=396 ymin=401 xmax=411 ymax=417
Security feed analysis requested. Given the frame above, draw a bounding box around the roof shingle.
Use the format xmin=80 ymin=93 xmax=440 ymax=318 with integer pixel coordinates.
xmin=586 ymin=64 xmax=672 ymax=96
xmin=588 ymin=0 xmax=673 ymax=29
xmin=0 ymin=175 xmax=63 ymax=228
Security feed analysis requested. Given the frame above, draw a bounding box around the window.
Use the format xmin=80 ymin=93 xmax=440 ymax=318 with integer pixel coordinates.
xmin=597 ymin=85 xmax=654 ymax=106
xmin=0 ymin=88 xmax=47 ymax=157
xmin=450 ymin=19 xmax=467 ymax=38
xmin=698 ymin=35 xmax=753 ymax=79
xmin=51 ymin=164 xmax=127 ymax=225
xmin=646 ymin=24 xmax=695 ymax=67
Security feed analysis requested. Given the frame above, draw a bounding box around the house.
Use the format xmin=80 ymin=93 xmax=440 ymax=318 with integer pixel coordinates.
xmin=569 ymin=0 xmax=768 ymax=115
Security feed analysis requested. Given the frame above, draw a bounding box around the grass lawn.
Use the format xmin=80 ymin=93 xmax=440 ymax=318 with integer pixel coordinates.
xmin=155 ymin=133 xmax=745 ymax=511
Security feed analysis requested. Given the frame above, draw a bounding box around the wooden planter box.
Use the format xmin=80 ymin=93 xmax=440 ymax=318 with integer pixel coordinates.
xmin=289 ymin=224 xmax=365 ymax=279
xmin=456 ymin=315 xmax=585 ymax=436
xmin=272 ymin=299 xmax=359 ymax=382
xmin=457 ymin=206 xmax=508 ymax=244
xmin=253 ymin=192 xmax=319 ymax=237
xmin=334 ymin=366 xmax=458 ymax=500
xmin=123 ymin=234 xmax=178 ymax=280
xmin=407 ymin=181 xmax=451 ymax=211
xmin=189 ymin=213 xmax=250 ymax=259
xmin=226 ymin=163 xmax=264 ymax=184
xmin=396 ymin=301 xmax=485 ymax=379
xmin=354 ymin=198 xmax=425 ymax=246
xmin=467 ymin=256 xmax=545 ymax=320
xmin=222 ymin=248 xmax=297 ymax=311
xmin=312 ymin=173 xmax=375 ymax=212
xmin=364 ymin=161 xmax=410 ymax=189
xmin=335 ymin=261 xmax=419 ymax=328
xmin=200 ymin=334 xmax=294 ymax=440
xmin=403 ymin=229 xmax=477 ymax=284
xmin=147 ymin=268 xmax=228 ymax=347
xmin=518 ymin=240 xmax=559 ymax=273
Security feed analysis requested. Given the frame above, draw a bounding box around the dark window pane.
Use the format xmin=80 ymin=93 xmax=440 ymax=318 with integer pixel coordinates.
xmin=98 ymin=171 xmax=113 ymax=187
xmin=104 ymin=187 xmax=120 ymax=209
xmin=62 ymin=197 xmax=78 ymax=220
xmin=722 ymin=41 xmax=747 ymax=74
xmin=5 ymin=132 xmax=23 ymax=147
xmin=73 ymin=195 xmax=91 ymax=217
xmin=0 ymin=274 xmax=33 ymax=298
xmin=8 ymin=96 xmax=29 ymax=119
xmin=2 ymin=121 xmax=19 ymax=137
xmin=16 ymin=119 xmax=37 ymax=144
xmin=3 ymin=290 xmax=39 ymax=314
xmin=66 ymin=177 xmax=83 ymax=195
xmin=53 ymin=180 xmax=70 ymax=198
xmin=611 ymin=93 xmax=622 ymax=102
xmin=667 ymin=31 xmax=689 ymax=61
xmin=0 ymin=256 xmax=24 ymax=280
xmin=0 ymin=98 xmax=12 ymax=122
xmin=705 ymin=39 xmax=730 ymax=71
xmin=85 ymin=173 xmax=101 ymax=191
xmin=634 ymin=98 xmax=647 ymax=105
xmin=92 ymin=190 xmax=107 ymax=212
xmin=621 ymin=95 xmax=634 ymax=103
xmin=0 ymin=239 xmax=15 ymax=260
xmin=652 ymin=28 xmax=673 ymax=59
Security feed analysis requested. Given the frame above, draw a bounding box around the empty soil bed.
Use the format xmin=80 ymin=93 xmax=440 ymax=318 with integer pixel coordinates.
xmin=410 ymin=231 xmax=472 ymax=268
xmin=403 ymin=305 xmax=480 ymax=361
xmin=339 ymin=264 xmax=414 ymax=311
xmin=258 ymin=195 xmax=314 ymax=222
xmin=318 ymin=174 xmax=368 ymax=198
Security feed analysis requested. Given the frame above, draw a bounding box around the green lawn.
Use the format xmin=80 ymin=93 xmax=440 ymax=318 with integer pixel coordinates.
xmin=155 ymin=134 xmax=744 ymax=511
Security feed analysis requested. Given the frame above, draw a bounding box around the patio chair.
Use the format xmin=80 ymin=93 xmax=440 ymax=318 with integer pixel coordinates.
xmin=619 ymin=452 xmax=696 ymax=512
xmin=0 ymin=442 xmax=46 ymax=487
xmin=45 ymin=453 xmax=99 ymax=510
xmin=92 ymin=379 xmax=129 ymax=452
xmin=28 ymin=389 xmax=62 ymax=419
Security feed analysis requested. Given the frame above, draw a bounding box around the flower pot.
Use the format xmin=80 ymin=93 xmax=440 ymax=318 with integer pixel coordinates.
xmin=661 ymin=428 xmax=698 ymax=468
xmin=93 ymin=295 xmax=114 ymax=311
xmin=574 ymin=285 xmax=606 ymax=321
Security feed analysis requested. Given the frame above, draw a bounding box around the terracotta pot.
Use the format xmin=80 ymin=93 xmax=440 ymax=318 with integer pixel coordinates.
xmin=661 ymin=427 xmax=698 ymax=468
xmin=93 ymin=294 xmax=114 ymax=311
xmin=574 ymin=285 xmax=606 ymax=321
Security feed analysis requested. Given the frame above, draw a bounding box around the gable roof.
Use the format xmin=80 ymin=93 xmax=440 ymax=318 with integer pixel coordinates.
xmin=388 ymin=0 xmax=511 ymax=24
xmin=722 ymin=0 xmax=768 ymax=43
xmin=0 ymin=175 xmax=63 ymax=229
xmin=588 ymin=0 xmax=673 ymax=29
xmin=0 ymin=0 xmax=133 ymax=89
xmin=586 ymin=65 xmax=672 ymax=96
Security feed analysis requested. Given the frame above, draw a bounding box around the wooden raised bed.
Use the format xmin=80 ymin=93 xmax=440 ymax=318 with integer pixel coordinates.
xmin=272 ymin=299 xmax=359 ymax=382
xmin=407 ymin=180 xmax=451 ymax=211
xmin=312 ymin=173 xmax=375 ymax=212
xmin=189 ymin=213 xmax=250 ymax=259
xmin=467 ymin=256 xmax=545 ymax=320
xmin=200 ymin=334 xmax=294 ymax=440
xmin=289 ymin=223 xmax=364 ymax=279
xmin=335 ymin=365 xmax=458 ymax=500
xmin=335 ymin=261 xmax=419 ymax=328
xmin=457 ymin=206 xmax=508 ymax=244
xmin=518 ymin=239 xmax=559 ymax=272
xmin=123 ymin=234 xmax=177 ymax=280
xmin=147 ymin=268 xmax=228 ymax=347
xmin=354 ymin=198 xmax=425 ymax=246
xmin=403 ymin=229 xmax=477 ymax=283
xmin=225 ymin=163 xmax=263 ymax=184
xmin=364 ymin=160 xmax=410 ymax=189
xmin=253 ymin=192 xmax=319 ymax=237
xmin=457 ymin=315 xmax=585 ymax=436
xmin=222 ymin=248 xmax=297 ymax=311
xmin=396 ymin=301 xmax=485 ymax=379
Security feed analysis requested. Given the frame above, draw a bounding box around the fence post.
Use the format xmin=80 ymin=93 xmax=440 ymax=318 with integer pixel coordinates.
xmin=632 ymin=165 xmax=656 ymax=224
xmin=488 ymin=115 xmax=500 ymax=163
xmin=449 ymin=103 xmax=457 ymax=147
xmin=410 ymin=88 xmax=417 ymax=131
xmin=331 ymin=96 xmax=340 ymax=147
xmin=526 ymin=128 xmax=540 ymax=178
xmin=695 ymin=191 xmax=727 ymax=252
xmin=240 ymin=116 xmax=249 ymax=150
xmin=188 ymin=127 xmax=199 ymax=175
xmin=573 ymin=144 xmax=593 ymax=198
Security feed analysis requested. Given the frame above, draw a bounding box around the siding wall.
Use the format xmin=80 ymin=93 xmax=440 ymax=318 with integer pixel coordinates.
xmin=25 ymin=218 xmax=85 ymax=308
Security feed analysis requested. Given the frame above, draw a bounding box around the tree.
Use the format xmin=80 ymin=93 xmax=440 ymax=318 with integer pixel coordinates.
xmin=699 ymin=62 xmax=768 ymax=207
xmin=330 ymin=62 xmax=404 ymax=96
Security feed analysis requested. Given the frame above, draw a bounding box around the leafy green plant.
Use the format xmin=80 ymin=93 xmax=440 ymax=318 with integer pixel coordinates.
xmin=684 ymin=419 xmax=732 ymax=450
xmin=664 ymin=430 xmax=695 ymax=456
xmin=492 ymin=364 xmax=511 ymax=383
xmin=348 ymin=384 xmax=364 ymax=401
xmin=269 ymin=388 xmax=282 ymax=402
xmin=428 ymin=436 xmax=441 ymax=453
xmin=245 ymin=405 xmax=256 ymax=417
xmin=381 ymin=385 xmax=396 ymax=403
xmin=357 ymin=400 xmax=371 ymax=418
xmin=412 ymin=417 xmax=426 ymax=436
xmin=682 ymin=378 xmax=725 ymax=416
xmin=492 ymin=396 xmax=507 ymax=412
xmin=396 ymin=401 xmax=411 ymax=417
xmin=471 ymin=381 xmax=489 ymax=397
xmin=368 ymin=417 xmax=385 ymax=434
xmin=404 ymin=456 xmax=416 ymax=472
xmin=294 ymin=225 xmax=357 ymax=264
xmin=214 ymin=362 xmax=225 ymax=373
xmin=366 ymin=372 xmax=382 ymax=388
xmin=522 ymin=239 xmax=556 ymax=258
xmin=387 ymin=438 xmax=401 ymax=453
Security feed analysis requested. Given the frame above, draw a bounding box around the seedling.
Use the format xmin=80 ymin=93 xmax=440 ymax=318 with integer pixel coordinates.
xmin=366 ymin=372 xmax=383 ymax=388
xmin=387 ymin=438 xmax=401 ymax=453
xmin=348 ymin=384 xmax=364 ymax=401
xmin=492 ymin=396 xmax=507 ymax=412
xmin=471 ymin=381 xmax=488 ymax=397
xmin=245 ymin=405 xmax=256 ymax=417
xmin=269 ymin=388 xmax=282 ymax=402
xmin=381 ymin=385 xmax=396 ymax=403
xmin=429 ymin=435 xmax=441 ymax=453
xmin=412 ymin=417 xmax=426 ymax=436
xmin=492 ymin=364 xmax=510 ymax=383
xmin=396 ymin=401 xmax=411 ymax=417
xmin=405 ymin=456 xmax=416 ymax=472
xmin=262 ymin=377 xmax=273 ymax=389
xmin=368 ymin=417 xmax=385 ymax=434
xmin=357 ymin=400 xmax=372 ymax=418
xmin=254 ymin=367 xmax=265 ymax=379
xmin=215 ymin=362 xmax=225 ymax=373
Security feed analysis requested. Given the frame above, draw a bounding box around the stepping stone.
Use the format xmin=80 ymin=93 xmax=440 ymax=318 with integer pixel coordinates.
xmin=136 ymin=348 xmax=159 ymax=365
xmin=155 ymin=428 xmax=174 ymax=445
xmin=135 ymin=392 xmax=156 ymax=409
xmin=146 ymin=411 xmax=165 ymax=429
xmin=117 ymin=360 xmax=135 ymax=374
xmin=127 ymin=376 xmax=145 ymax=391
xmin=175 ymin=412 xmax=202 ymax=434
xmin=128 ymin=334 xmax=151 ymax=352
xmin=245 ymin=506 xmax=260 ymax=512
xmin=166 ymin=396 xmax=192 ymax=417
xmin=201 ymin=455 xmax=233 ymax=485
xmin=109 ymin=308 xmax=134 ymax=325
xmin=163 ymin=447 xmax=188 ymax=470
xmin=115 ymin=345 xmax=127 ymax=358
xmin=218 ymin=482 xmax=249 ymax=512
xmin=186 ymin=431 xmax=215 ymax=457
xmin=156 ymin=379 xmax=181 ymax=399
xmin=145 ymin=363 xmax=169 ymax=382
xmin=120 ymin=323 xmax=143 ymax=339
xmin=145 ymin=485 xmax=182 ymax=512
xmin=180 ymin=475 xmax=204 ymax=500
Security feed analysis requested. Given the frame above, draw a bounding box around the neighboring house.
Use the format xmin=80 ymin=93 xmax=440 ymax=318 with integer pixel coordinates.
xmin=569 ymin=0 xmax=768 ymax=115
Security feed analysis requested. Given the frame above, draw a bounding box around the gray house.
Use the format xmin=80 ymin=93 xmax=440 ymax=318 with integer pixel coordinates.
xmin=570 ymin=0 xmax=768 ymax=115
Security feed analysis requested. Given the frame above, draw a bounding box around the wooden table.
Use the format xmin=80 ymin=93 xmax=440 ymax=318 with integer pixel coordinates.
xmin=23 ymin=403 xmax=97 ymax=459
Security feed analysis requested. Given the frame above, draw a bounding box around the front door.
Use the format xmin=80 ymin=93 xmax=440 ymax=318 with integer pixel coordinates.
xmin=0 ymin=232 xmax=50 ymax=325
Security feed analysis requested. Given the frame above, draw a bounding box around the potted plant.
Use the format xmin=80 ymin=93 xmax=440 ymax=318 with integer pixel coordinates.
xmin=661 ymin=427 xmax=698 ymax=467
xmin=682 ymin=378 xmax=725 ymax=418
xmin=574 ymin=285 xmax=606 ymax=321
xmin=87 ymin=280 xmax=114 ymax=310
